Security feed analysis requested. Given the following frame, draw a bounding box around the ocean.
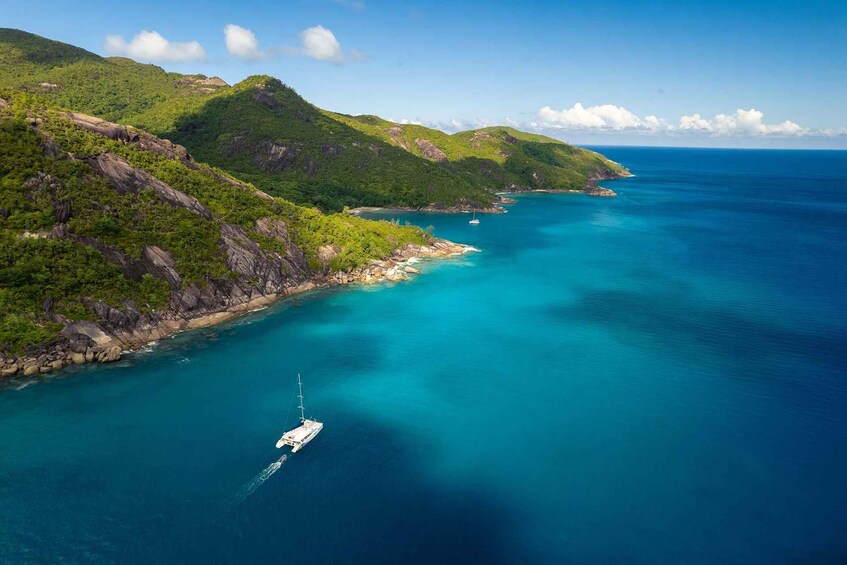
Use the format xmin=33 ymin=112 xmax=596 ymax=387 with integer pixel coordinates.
xmin=1 ymin=147 xmax=846 ymax=563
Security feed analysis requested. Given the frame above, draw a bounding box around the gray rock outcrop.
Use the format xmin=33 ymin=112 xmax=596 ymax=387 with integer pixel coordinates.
xmin=65 ymin=112 xmax=196 ymax=166
xmin=86 ymin=153 xmax=212 ymax=219
xmin=414 ymin=138 xmax=448 ymax=162
xmin=583 ymin=185 xmax=617 ymax=197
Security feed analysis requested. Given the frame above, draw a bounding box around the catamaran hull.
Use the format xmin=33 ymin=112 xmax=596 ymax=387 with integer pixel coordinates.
xmin=276 ymin=420 xmax=324 ymax=452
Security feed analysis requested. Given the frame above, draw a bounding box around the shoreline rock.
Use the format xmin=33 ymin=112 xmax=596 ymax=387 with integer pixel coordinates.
xmin=496 ymin=185 xmax=619 ymax=197
xmin=349 ymin=204 xmax=507 ymax=215
xmin=350 ymin=172 xmax=629 ymax=216
xmin=582 ymin=185 xmax=617 ymax=197
xmin=502 ymin=184 xmax=619 ymax=197
xmin=499 ymin=169 xmax=630 ymax=199
xmin=0 ymin=239 xmax=474 ymax=381
xmin=347 ymin=195 xmax=514 ymax=216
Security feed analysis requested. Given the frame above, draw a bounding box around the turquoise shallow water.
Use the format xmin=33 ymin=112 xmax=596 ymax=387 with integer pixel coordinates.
xmin=1 ymin=147 xmax=847 ymax=563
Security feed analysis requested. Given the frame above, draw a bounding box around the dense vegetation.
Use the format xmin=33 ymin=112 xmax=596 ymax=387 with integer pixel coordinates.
xmin=0 ymin=27 xmax=628 ymax=354
xmin=0 ymin=92 xmax=428 ymax=353
xmin=0 ymin=28 xmax=224 ymax=122
xmin=332 ymin=113 xmax=628 ymax=192
xmin=0 ymin=28 xmax=626 ymax=213
xmin=161 ymin=76 xmax=496 ymax=211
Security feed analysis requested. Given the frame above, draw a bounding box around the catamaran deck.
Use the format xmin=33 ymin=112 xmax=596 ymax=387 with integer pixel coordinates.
xmin=276 ymin=419 xmax=323 ymax=450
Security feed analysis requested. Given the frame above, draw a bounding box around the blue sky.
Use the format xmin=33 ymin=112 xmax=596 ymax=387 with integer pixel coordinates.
xmin=5 ymin=0 xmax=847 ymax=148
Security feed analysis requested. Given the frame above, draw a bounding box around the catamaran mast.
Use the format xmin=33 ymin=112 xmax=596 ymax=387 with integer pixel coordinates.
xmin=297 ymin=373 xmax=306 ymax=422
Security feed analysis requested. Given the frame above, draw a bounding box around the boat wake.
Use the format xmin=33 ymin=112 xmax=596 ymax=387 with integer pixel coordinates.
xmin=222 ymin=454 xmax=288 ymax=510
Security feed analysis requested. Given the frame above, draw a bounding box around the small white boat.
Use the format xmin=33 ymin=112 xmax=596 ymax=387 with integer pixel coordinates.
xmin=276 ymin=374 xmax=323 ymax=453
xmin=469 ymin=211 xmax=480 ymax=225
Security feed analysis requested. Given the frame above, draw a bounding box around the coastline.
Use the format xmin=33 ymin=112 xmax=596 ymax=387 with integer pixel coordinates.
xmin=498 ymin=171 xmax=633 ymax=199
xmin=348 ymin=198 xmax=512 ymax=216
xmin=350 ymin=173 xmax=632 ymax=216
xmin=498 ymin=186 xmax=617 ymax=197
xmin=0 ymin=173 xmax=628 ymax=382
xmin=0 ymin=239 xmax=475 ymax=380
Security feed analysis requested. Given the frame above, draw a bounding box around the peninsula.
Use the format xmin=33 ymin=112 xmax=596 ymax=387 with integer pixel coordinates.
xmin=0 ymin=28 xmax=627 ymax=377
xmin=0 ymin=95 xmax=470 ymax=377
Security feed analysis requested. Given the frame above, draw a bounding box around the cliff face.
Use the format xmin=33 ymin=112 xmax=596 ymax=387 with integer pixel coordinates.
xmin=0 ymin=95 xmax=455 ymax=378
xmin=63 ymin=219 xmax=313 ymax=346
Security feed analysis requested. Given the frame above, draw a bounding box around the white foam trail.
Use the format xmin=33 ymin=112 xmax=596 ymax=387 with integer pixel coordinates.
xmin=222 ymin=455 xmax=288 ymax=510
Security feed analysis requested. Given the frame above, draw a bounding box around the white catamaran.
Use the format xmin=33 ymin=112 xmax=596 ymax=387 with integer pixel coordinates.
xmin=276 ymin=374 xmax=323 ymax=453
xmin=469 ymin=211 xmax=480 ymax=225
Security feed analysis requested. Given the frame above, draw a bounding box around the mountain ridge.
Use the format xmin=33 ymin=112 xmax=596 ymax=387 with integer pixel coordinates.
xmin=0 ymin=28 xmax=628 ymax=212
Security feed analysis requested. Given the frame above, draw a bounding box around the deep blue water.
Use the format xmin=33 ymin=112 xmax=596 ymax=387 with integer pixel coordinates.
xmin=2 ymin=147 xmax=847 ymax=563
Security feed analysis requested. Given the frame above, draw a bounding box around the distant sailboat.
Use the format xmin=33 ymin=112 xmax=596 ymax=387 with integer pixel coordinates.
xmin=276 ymin=374 xmax=323 ymax=453
xmin=469 ymin=211 xmax=480 ymax=225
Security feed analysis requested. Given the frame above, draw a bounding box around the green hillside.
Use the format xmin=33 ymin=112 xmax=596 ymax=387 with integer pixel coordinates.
xmin=0 ymin=91 xmax=429 ymax=353
xmin=0 ymin=28 xmax=227 ymax=122
xmin=0 ymin=28 xmax=627 ymax=212
xmin=330 ymin=113 xmax=628 ymax=192
xmin=157 ymin=76 xmax=496 ymax=211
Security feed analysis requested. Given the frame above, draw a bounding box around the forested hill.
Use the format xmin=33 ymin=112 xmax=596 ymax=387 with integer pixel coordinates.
xmin=0 ymin=28 xmax=628 ymax=212
xmin=0 ymin=92 xmax=430 ymax=357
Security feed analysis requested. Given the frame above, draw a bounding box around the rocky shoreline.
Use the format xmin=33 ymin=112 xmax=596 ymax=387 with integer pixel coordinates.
xmin=0 ymin=240 xmax=473 ymax=380
xmin=501 ymin=185 xmax=618 ymax=197
xmin=350 ymin=174 xmax=630 ymax=216
xmin=348 ymin=198 xmax=513 ymax=216
xmin=499 ymin=170 xmax=632 ymax=199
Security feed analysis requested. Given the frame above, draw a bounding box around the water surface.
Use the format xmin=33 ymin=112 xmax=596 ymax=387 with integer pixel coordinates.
xmin=1 ymin=147 xmax=846 ymax=563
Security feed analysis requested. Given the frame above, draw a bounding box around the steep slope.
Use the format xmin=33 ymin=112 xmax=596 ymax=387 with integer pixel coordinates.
xmin=329 ymin=114 xmax=628 ymax=194
xmin=0 ymin=92 xmax=460 ymax=375
xmin=0 ymin=30 xmax=496 ymax=210
xmin=0 ymin=29 xmax=628 ymax=212
xmin=0 ymin=28 xmax=227 ymax=122
xmin=158 ymin=76 xmax=497 ymax=211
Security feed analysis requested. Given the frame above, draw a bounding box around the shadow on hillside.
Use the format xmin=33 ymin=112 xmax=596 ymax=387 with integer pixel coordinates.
xmin=163 ymin=86 xmax=496 ymax=211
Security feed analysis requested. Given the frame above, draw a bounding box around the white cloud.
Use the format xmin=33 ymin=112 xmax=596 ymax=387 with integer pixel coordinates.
xmin=537 ymin=103 xmax=665 ymax=131
xmin=535 ymin=103 xmax=817 ymax=137
xmin=417 ymin=118 xmax=494 ymax=132
xmin=679 ymin=113 xmax=712 ymax=131
xmin=300 ymin=26 xmax=343 ymax=64
xmin=680 ymin=108 xmax=805 ymax=135
xmin=224 ymin=24 xmax=265 ymax=61
xmin=386 ymin=117 xmax=494 ymax=132
xmin=642 ymin=115 xmax=664 ymax=130
xmin=820 ymin=127 xmax=847 ymax=136
xmin=103 ymin=31 xmax=205 ymax=62
xmin=235 ymin=24 xmax=358 ymax=65
xmin=433 ymin=118 xmax=494 ymax=132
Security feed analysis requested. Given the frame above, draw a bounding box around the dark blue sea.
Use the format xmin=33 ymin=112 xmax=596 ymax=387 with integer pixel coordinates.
xmin=1 ymin=147 xmax=846 ymax=563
